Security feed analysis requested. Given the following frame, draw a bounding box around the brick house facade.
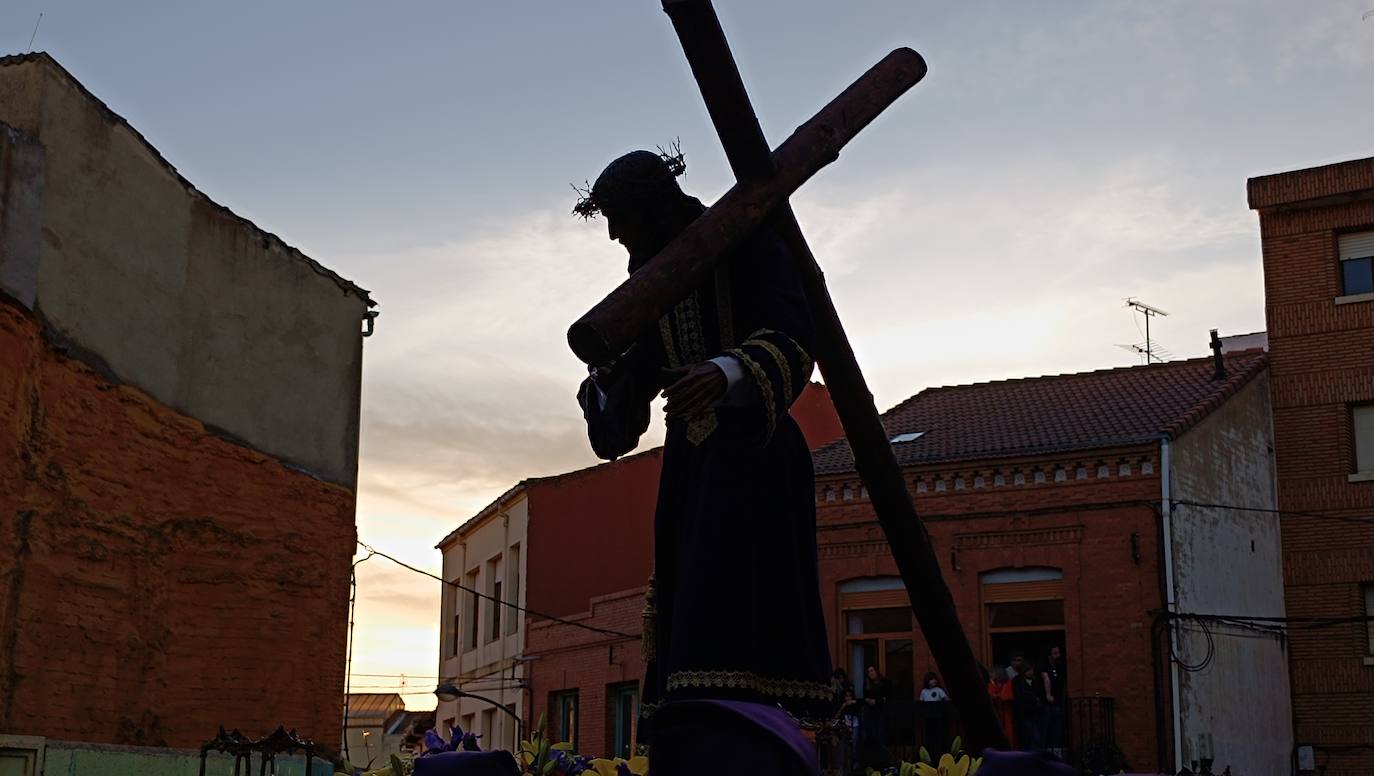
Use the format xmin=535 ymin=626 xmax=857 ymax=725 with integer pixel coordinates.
xmin=1250 ymin=156 xmax=1374 ymax=776
xmin=812 ymin=351 xmax=1290 ymax=774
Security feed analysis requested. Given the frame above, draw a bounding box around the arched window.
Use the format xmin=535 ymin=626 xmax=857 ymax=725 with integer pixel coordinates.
xmin=980 ymin=567 xmax=1065 ymax=673
xmin=838 ymin=577 xmax=915 ymax=706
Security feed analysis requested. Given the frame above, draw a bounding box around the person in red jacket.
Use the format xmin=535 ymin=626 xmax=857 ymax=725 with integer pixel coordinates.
xmin=986 ymin=665 xmax=1017 ymax=748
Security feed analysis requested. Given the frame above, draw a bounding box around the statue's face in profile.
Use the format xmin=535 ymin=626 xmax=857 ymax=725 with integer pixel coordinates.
xmin=604 ymin=204 xmax=651 ymax=254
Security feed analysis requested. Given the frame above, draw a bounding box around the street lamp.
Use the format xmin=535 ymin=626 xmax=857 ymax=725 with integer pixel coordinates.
xmin=434 ymin=684 xmax=523 ymax=746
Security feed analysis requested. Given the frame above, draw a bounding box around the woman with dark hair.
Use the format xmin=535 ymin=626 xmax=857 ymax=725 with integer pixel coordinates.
xmin=860 ymin=665 xmax=892 ymax=768
xmin=831 ymin=667 xmax=853 ymax=711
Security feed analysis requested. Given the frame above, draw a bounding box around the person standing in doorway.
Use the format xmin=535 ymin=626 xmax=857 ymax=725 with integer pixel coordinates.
xmin=1042 ymin=646 xmax=1067 ymax=758
xmin=918 ymin=672 xmax=949 ymax=703
xmin=861 ymin=666 xmax=892 ymax=769
xmin=919 ymin=672 xmax=950 ymax=755
xmin=831 ymin=668 xmax=853 ymax=713
xmin=987 ymin=666 xmax=1016 ymax=749
xmin=1012 ymin=660 xmax=1044 ymax=751
xmin=1006 ymin=652 xmax=1025 ymax=681
xmin=837 ymin=687 xmax=861 ymax=770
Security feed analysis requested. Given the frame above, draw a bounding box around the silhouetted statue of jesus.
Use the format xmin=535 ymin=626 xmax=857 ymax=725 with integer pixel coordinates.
xmin=576 ymin=149 xmax=832 ymax=775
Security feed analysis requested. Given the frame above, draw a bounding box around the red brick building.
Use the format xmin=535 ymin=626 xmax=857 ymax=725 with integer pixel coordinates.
xmin=812 ymin=350 xmax=1289 ymax=774
xmin=434 ymin=445 xmax=663 ymax=752
xmin=1250 ymin=156 xmax=1374 ymax=776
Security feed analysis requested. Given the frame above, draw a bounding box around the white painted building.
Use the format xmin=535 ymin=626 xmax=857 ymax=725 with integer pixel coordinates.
xmin=435 ymin=484 xmax=531 ymax=753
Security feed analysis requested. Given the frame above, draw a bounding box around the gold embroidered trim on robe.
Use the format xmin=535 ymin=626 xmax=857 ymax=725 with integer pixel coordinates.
xmin=743 ymin=327 xmax=813 ymax=408
xmin=725 ymin=347 xmax=776 ymax=441
xmin=665 ymin=669 xmax=832 ymax=700
xmin=638 ymin=700 xmax=664 ymax=719
xmin=674 ymin=292 xmax=707 ymax=363
xmin=744 ymin=337 xmax=795 ymax=410
xmin=658 ymin=317 xmax=680 ymax=369
xmin=686 ymin=411 xmax=718 ymax=445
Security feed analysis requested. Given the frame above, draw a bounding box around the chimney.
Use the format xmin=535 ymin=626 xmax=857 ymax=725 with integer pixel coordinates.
xmin=1209 ymin=329 xmax=1226 ymax=380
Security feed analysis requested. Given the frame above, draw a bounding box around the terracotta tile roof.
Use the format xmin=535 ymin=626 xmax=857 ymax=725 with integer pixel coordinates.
xmin=812 ymin=351 xmax=1269 ymax=475
xmin=346 ymin=693 xmax=406 ymax=719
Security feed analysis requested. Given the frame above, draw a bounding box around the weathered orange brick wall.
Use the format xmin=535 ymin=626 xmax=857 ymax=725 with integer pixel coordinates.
xmin=1252 ymin=157 xmax=1374 ymax=776
xmin=0 ymin=297 xmax=355 ymax=748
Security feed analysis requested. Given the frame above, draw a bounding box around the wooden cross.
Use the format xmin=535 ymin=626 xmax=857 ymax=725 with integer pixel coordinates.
xmin=568 ymin=0 xmax=1007 ymax=751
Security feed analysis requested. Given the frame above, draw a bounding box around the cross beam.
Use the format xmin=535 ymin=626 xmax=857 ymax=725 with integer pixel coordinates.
xmin=567 ymin=0 xmax=1006 ymax=751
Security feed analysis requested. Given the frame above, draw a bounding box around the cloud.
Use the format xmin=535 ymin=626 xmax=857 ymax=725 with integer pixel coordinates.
xmin=1278 ymin=0 xmax=1374 ymax=70
xmin=354 ymin=563 xmax=441 ymax=618
xmin=788 ymin=150 xmax=1264 ymax=407
xmin=347 ymin=149 xmax=1265 ymax=534
xmin=345 ymin=205 xmax=668 ymax=551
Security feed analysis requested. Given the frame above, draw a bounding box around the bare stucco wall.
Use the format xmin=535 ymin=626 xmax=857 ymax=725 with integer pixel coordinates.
xmin=1170 ymin=372 xmax=1292 ymax=775
xmin=0 ymin=54 xmax=370 ymax=486
xmin=0 ymin=121 xmax=44 ymax=307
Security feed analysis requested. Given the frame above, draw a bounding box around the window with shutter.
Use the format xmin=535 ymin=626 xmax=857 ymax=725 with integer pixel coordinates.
xmin=1355 ymin=405 xmax=1374 ymax=474
xmin=1338 ymin=231 xmax=1374 ymax=297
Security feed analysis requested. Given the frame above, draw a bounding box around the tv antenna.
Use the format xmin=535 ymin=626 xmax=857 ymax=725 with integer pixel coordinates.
xmin=1119 ymin=298 xmax=1171 ymax=364
xmin=27 ymin=13 xmax=44 ymax=52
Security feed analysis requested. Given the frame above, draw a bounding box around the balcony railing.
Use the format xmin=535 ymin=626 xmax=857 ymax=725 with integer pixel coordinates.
xmin=816 ymin=695 xmax=1116 ymax=775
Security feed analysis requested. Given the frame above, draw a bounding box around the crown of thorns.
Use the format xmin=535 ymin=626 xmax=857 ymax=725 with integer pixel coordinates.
xmin=572 ymin=142 xmax=687 ymax=220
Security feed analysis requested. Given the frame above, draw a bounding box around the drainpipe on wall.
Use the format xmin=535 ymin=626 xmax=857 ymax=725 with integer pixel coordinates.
xmin=1159 ymin=438 xmax=1184 ymax=773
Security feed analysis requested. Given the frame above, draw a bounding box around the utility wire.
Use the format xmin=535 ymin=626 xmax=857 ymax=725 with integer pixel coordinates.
xmin=1159 ymin=610 xmax=1373 ymax=676
xmin=350 ymin=672 xmax=441 ymax=679
xmin=1170 ymin=616 xmax=1215 ymax=673
xmin=357 ymin=540 xmax=636 ymax=640
xmin=1167 ymin=610 xmax=1374 ymax=630
xmin=348 ymin=682 xmax=529 ymax=692
xmin=355 ymin=499 xmax=1364 ymax=666
xmin=1165 ymin=613 xmax=1310 ymax=675
xmin=1171 ymin=499 xmax=1374 ymax=527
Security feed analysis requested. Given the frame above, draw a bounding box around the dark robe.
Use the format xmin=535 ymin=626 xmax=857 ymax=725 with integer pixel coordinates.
xmin=578 ymin=221 xmax=833 ymax=735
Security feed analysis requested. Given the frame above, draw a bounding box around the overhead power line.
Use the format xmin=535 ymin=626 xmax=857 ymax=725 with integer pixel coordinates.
xmin=357 ymin=540 xmax=637 ymax=640
xmin=1171 ymin=499 xmax=1374 ymax=527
